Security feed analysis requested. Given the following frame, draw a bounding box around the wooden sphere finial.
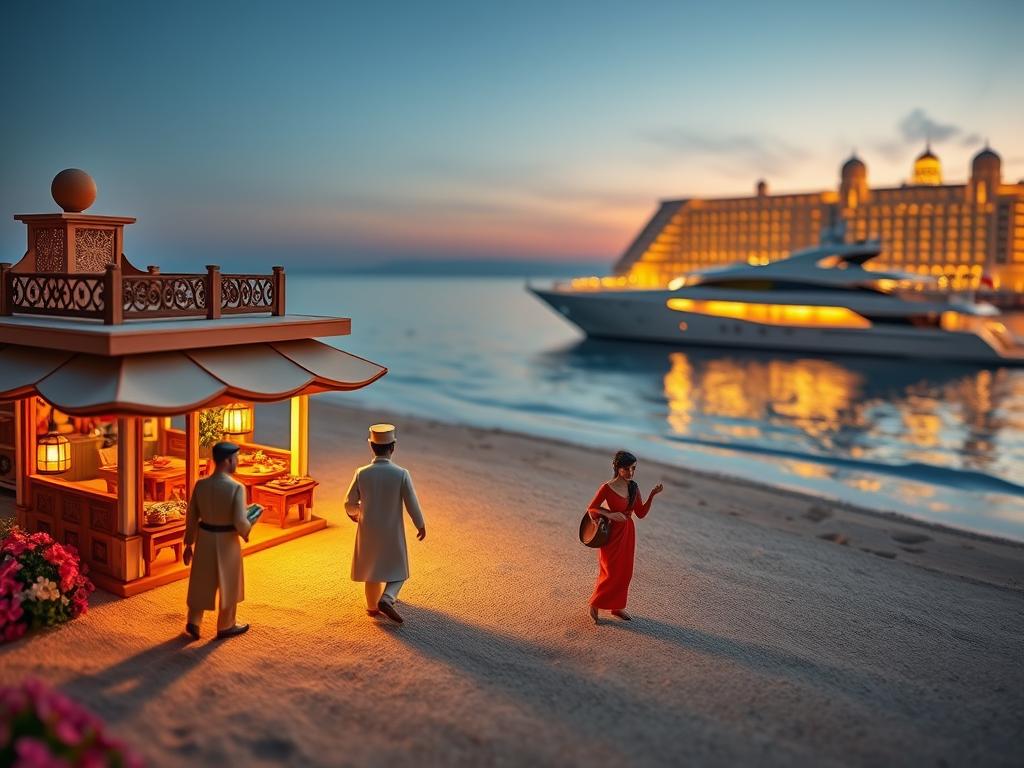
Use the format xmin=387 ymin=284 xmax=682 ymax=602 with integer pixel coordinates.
xmin=51 ymin=169 xmax=97 ymax=213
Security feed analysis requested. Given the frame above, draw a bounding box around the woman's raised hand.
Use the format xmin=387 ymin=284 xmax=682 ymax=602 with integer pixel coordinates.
xmin=651 ymin=483 xmax=664 ymax=496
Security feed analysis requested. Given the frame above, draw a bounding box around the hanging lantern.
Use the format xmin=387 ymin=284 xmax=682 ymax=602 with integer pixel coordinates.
xmin=221 ymin=402 xmax=253 ymax=435
xmin=37 ymin=407 xmax=71 ymax=474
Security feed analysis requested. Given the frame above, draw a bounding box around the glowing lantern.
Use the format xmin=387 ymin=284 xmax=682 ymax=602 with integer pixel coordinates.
xmin=221 ymin=402 xmax=254 ymax=435
xmin=36 ymin=407 xmax=71 ymax=474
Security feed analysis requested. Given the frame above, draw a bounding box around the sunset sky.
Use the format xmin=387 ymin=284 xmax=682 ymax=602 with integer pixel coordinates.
xmin=2 ymin=1 xmax=1022 ymax=270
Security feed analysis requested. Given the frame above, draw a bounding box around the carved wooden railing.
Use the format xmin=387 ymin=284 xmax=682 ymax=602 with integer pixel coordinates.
xmin=0 ymin=262 xmax=285 ymax=324
xmin=122 ymin=271 xmax=208 ymax=320
xmin=3 ymin=272 xmax=107 ymax=320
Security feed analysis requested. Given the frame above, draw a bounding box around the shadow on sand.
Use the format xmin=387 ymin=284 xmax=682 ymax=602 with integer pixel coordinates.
xmin=388 ymin=604 xmax=921 ymax=735
xmin=61 ymin=635 xmax=221 ymax=723
xmin=596 ymin=615 xmax=908 ymax=708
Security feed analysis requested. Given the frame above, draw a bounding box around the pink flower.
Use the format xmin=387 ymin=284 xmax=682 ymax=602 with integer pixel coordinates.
xmin=78 ymin=750 xmax=110 ymax=768
xmin=0 ymin=559 xmax=22 ymax=592
xmin=57 ymin=561 xmax=78 ymax=593
xmin=13 ymin=735 xmax=71 ymax=768
xmin=27 ymin=532 xmax=53 ymax=548
xmin=0 ymin=681 xmax=145 ymax=767
xmin=51 ymin=715 xmax=84 ymax=747
xmin=0 ymin=596 xmax=24 ymax=625
xmin=2 ymin=536 xmax=30 ymax=557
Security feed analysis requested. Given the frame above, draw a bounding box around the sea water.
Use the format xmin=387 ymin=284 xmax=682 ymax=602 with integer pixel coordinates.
xmin=287 ymin=272 xmax=1024 ymax=543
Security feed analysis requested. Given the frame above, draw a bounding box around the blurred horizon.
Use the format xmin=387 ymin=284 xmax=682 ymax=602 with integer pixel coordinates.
xmin=2 ymin=0 xmax=1022 ymax=271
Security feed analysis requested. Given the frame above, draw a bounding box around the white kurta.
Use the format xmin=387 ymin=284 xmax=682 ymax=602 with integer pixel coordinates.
xmin=184 ymin=472 xmax=253 ymax=611
xmin=345 ymin=458 xmax=424 ymax=582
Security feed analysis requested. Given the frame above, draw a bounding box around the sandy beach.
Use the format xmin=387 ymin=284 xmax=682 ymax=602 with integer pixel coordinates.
xmin=1 ymin=399 xmax=1023 ymax=767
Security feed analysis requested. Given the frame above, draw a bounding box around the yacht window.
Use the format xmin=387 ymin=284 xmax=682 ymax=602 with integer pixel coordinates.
xmin=694 ymin=278 xmax=883 ymax=294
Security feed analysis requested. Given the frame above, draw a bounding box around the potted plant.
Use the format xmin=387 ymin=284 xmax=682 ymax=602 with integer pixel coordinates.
xmin=0 ymin=678 xmax=144 ymax=766
xmin=197 ymin=406 xmax=225 ymax=459
xmin=0 ymin=526 xmax=95 ymax=643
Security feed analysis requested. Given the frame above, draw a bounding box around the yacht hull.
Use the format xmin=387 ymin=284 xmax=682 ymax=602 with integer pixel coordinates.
xmin=530 ymin=287 xmax=1021 ymax=364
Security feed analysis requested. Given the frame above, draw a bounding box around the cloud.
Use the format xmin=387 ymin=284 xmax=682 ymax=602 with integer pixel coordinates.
xmin=870 ymin=109 xmax=985 ymax=162
xmin=898 ymin=108 xmax=961 ymax=143
xmin=644 ymin=128 xmax=809 ymax=176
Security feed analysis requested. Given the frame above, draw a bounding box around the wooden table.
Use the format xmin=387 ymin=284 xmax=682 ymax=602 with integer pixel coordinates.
xmin=140 ymin=518 xmax=187 ymax=576
xmin=252 ymin=480 xmax=319 ymax=528
xmin=98 ymin=457 xmax=187 ymax=501
xmin=234 ymin=464 xmax=289 ymax=502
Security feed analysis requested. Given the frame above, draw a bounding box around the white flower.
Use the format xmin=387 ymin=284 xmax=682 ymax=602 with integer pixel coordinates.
xmin=28 ymin=577 xmax=61 ymax=602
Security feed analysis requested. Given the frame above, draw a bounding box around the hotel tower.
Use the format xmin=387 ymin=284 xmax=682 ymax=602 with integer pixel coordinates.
xmin=613 ymin=145 xmax=1024 ymax=292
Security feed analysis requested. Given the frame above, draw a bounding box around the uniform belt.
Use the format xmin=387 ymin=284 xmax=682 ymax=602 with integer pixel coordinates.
xmin=198 ymin=522 xmax=236 ymax=533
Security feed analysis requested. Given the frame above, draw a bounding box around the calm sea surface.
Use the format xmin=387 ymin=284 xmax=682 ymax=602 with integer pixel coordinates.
xmin=288 ymin=273 xmax=1024 ymax=543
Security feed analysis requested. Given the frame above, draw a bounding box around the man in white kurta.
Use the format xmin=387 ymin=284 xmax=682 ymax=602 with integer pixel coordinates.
xmin=345 ymin=424 xmax=425 ymax=623
xmin=183 ymin=441 xmax=253 ymax=640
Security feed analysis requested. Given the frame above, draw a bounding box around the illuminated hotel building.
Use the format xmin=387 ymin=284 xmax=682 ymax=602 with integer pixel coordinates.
xmin=614 ymin=145 xmax=1024 ymax=291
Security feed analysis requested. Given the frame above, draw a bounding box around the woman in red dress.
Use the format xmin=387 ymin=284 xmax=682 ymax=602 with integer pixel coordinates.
xmin=587 ymin=451 xmax=663 ymax=623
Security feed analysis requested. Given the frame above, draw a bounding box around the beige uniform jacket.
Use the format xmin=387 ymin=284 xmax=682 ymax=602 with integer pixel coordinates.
xmin=345 ymin=458 xmax=424 ymax=582
xmin=184 ymin=472 xmax=253 ymax=611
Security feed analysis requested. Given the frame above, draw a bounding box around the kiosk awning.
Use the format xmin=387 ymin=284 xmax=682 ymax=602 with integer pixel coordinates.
xmin=0 ymin=338 xmax=386 ymax=416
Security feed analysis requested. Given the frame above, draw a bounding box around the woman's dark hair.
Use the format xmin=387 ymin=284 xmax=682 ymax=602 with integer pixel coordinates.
xmin=612 ymin=451 xmax=638 ymax=507
xmin=371 ymin=442 xmax=395 ymax=457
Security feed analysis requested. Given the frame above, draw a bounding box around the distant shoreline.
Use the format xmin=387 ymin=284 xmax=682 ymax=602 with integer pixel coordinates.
xmin=300 ymin=259 xmax=610 ymax=277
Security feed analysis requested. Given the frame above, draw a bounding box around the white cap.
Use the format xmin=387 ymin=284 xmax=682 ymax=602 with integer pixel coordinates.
xmin=368 ymin=423 xmax=396 ymax=444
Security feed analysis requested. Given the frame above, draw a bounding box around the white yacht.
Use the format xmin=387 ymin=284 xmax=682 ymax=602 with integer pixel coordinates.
xmin=530 ymin=229 xmax=1024 ymax=363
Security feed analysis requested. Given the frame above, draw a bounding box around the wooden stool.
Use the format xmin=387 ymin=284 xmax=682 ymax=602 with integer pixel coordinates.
xmin=140 ymin=519 xmax=187 ymax=576
xmin=252 ymin=481 xmax=318 ymax=528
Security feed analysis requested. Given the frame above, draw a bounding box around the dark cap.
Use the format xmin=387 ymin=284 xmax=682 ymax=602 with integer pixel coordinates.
xmin=212 ymin=441 xmax=240 ymax=463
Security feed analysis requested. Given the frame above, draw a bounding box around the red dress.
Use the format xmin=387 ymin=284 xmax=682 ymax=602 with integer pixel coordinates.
xmin=588 ymin=483 xmax=651 ymax=610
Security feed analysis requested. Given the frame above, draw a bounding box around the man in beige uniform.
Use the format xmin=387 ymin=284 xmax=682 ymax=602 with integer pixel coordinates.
xmin=183 ymin=441 xmax=254 ymax=640
xmin=345 ymin=424 xmax=426 ymax=624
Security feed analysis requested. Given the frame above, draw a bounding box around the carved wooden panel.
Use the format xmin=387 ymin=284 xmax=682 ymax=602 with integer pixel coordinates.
xmin=35 ymin=490 xmax=56 ymax=517
xmin=34 ymin=227 xmax=66 ymax=272
xmin=62 ymin=495 xmax=84 ymax=525
xmin=63 ymin=528 xmax=81 ymax=552
xmin=36 ymin=518 xmax=53 ymax=535
xmin=90 ymin=503 xmax=114 ymax=533
xmin=74 ymin=228 xmax=116 ymax=272
xmin=91 ymin=537 xmax=108 ymax=566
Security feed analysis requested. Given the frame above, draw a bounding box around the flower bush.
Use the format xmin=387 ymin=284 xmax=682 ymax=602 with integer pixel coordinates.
xmin=0 ymin=678 xmax=144 ymax=767
xmin=0 ymin=527 xmax=94 ymax=643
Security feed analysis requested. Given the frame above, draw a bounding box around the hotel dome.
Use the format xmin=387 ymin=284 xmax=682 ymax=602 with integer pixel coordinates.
xmin=840 ymin=153 xmax=866 ymax=177
xmin=912 ymin=144 xmax=942 ymax=186
xmin=971 ymin=145 xmax=1001 ymax=174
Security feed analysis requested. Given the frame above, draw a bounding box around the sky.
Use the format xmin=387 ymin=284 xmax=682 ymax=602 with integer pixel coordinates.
xmin=1 ymin=0 xmax=1022 ymax=271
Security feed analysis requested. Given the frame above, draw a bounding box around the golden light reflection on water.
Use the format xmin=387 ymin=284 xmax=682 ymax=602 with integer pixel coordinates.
xmin=783 ymin=460 xmax=832 ymax=479
xmin=658 ymin=349 xmax=1024 ymax=516
xmin=903 ymin=399 xmax=943 ymax=448
xmin=663 ymin=352 xmax=861 ymax=442
xmin=848 ymin=476 xmax=882 ymax=493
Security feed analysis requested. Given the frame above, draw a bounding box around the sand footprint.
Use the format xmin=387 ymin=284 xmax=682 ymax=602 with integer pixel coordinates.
xmin=818 ymin=532 xmax=848 ymax=545
xmin=891 ymin=532 xmax=931 ymax=546
xmin=242 ymin=735 xmax=298 ymax=761
xmin=803 ymin=505 xmax=833 ymax=523
xmin=860 ymin=547 xmax=898 ymax=559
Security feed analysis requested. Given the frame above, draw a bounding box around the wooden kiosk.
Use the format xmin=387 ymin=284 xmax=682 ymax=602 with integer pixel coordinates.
xmin=0 ymin=170 xmax=386 ymax=596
